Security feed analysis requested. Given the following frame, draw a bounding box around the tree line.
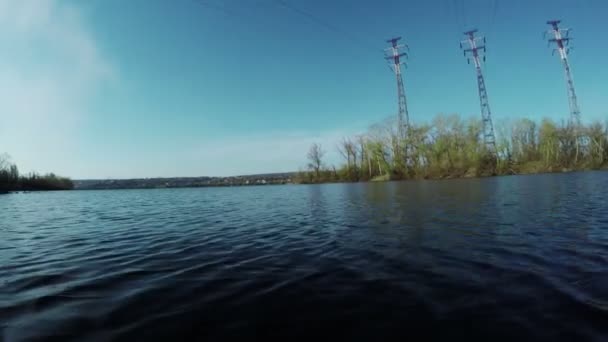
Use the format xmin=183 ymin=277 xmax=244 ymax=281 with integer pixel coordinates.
xmin=0 ymin=154 xmax=74 ymax=193
xmin=298 ymin=114 xmax=608 ymax=183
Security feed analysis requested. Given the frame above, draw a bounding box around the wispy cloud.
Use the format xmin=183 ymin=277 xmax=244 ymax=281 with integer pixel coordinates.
xmin=88 ymin=127 xmax=363 ymax=179
xmin=0 ymin=1 xmax=373 ymax=179
xmin=186 ymin=129 xmax=359 ymax=177
xmin=0 ymin=0 xmax=113 ymax=176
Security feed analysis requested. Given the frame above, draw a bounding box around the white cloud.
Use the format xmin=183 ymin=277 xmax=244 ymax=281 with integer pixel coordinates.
xmin=0 ymin=0 xmax=113 ymax=176
xmin=89 ymin=128 xmax=361 ymax=179
xmin=187 ymin=129 xmax=356 ymax=177
xmin=0 ymin=1 xmax=374 ymax=179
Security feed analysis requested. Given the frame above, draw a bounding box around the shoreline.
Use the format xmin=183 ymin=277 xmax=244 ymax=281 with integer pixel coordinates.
xmin=4 ymin=169 xmax=604 ymax=194
xmin=299 ymin=167 xmax=605 ymax=185
xmin=64 ymin=168 xmax=605 ymax=191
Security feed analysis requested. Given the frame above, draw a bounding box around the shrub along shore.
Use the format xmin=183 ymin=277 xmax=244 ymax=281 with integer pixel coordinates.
xmin=0 ymin=155 xmax=73 ymax=193
xmin=298 ymin=114 xmax=607 ymax=183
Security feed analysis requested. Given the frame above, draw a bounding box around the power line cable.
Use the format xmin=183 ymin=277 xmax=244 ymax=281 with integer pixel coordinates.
xmin=191 ymin=0 xmax=239 ymax=16
xmin=457 ymin=0 xmax=466 ymax=30
xmin=193 ymin=0 xmax=384 ymax=54
xmin=272 ymin=0 xmax=382 ymax=52
xmin=450 ymin=0 xmax=459 ymax=30
xmin=447 ymin=0 xmax=462 ymax=34
xmin=488 ymin=0 xmax=499 ymax=38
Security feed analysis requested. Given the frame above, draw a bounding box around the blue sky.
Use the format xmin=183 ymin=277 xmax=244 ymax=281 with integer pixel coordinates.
xmin=0 ymin=0 xmax=606 ymax=179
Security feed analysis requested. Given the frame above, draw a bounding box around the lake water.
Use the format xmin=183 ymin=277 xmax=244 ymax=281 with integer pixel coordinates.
xmin=1 ymin=172 xmax=607 ymax=341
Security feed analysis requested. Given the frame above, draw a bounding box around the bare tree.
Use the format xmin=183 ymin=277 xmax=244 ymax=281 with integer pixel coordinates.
xmin=338 ymin=137 xmax=358 ymax=180
xmin=359 ymin=136 xmax=372 ymax=179
xmin=307 ymin=143 xmax=325 ymax=179
xmin=0 ymin=153 xmax=10 ymax=171
xmin=0 ymin=154 xmax=19 ymax=191
xmin=303 ymin=113 xmax=608 ymax=183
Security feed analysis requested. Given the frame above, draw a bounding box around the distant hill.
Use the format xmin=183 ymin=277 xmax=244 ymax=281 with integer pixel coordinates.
xmin=73 ymin=173 xmax=297 ymax=190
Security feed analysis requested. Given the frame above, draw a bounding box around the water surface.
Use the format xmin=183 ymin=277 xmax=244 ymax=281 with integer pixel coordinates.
xmin=1 ymin=172 xmax=607 ymax=341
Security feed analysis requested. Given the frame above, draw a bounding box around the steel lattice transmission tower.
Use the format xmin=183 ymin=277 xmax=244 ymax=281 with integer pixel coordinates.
xmin=385 ymin=37 xmax=410 ymax=141
xmin=460 ymin=29 xmax=497 ymax=156
xmin=545 ymin=20 xmax=581 ymax=127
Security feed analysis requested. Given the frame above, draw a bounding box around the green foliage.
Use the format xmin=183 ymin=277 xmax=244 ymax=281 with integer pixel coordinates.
xmin=0 ymin=154 xmax=73 ymax=192
xmin=0 ymin=154 xmax=19 ymax=192
xmin=19 ymin=173 xmax=74 ymax=191
xmin=301 ymin=114 xmax=608 ymax=183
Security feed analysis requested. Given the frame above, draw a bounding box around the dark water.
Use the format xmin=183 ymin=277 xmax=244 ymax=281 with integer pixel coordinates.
xmin=1 ymin=172 xmax=608 ymax=341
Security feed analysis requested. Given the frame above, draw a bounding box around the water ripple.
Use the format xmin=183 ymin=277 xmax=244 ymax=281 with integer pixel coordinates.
xmin=1 ymin=173 xmax=608 ymax=341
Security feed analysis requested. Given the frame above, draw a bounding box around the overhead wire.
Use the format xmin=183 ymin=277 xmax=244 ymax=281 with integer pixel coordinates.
xmin=271 ymin=0 xmax=413 ymax=90
xmin=450 ymin=0 xmax=459 ymax=31
xmin=273 ymin=0 xmax=346 ymax=38
xmin=191 ymin=0 xmax=239 ymax=16
xmin=192 ymin=0 xmax=505 ymax=69
xmin=456 ymin=0 xmax=466 ymax=31
xmin=272 ymin=0 xmax=384 ymax=54
xmin=487 ymin=0 xmax=499 ymax=38
xmin=191 ymin=0 xmax=385 ymax=55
